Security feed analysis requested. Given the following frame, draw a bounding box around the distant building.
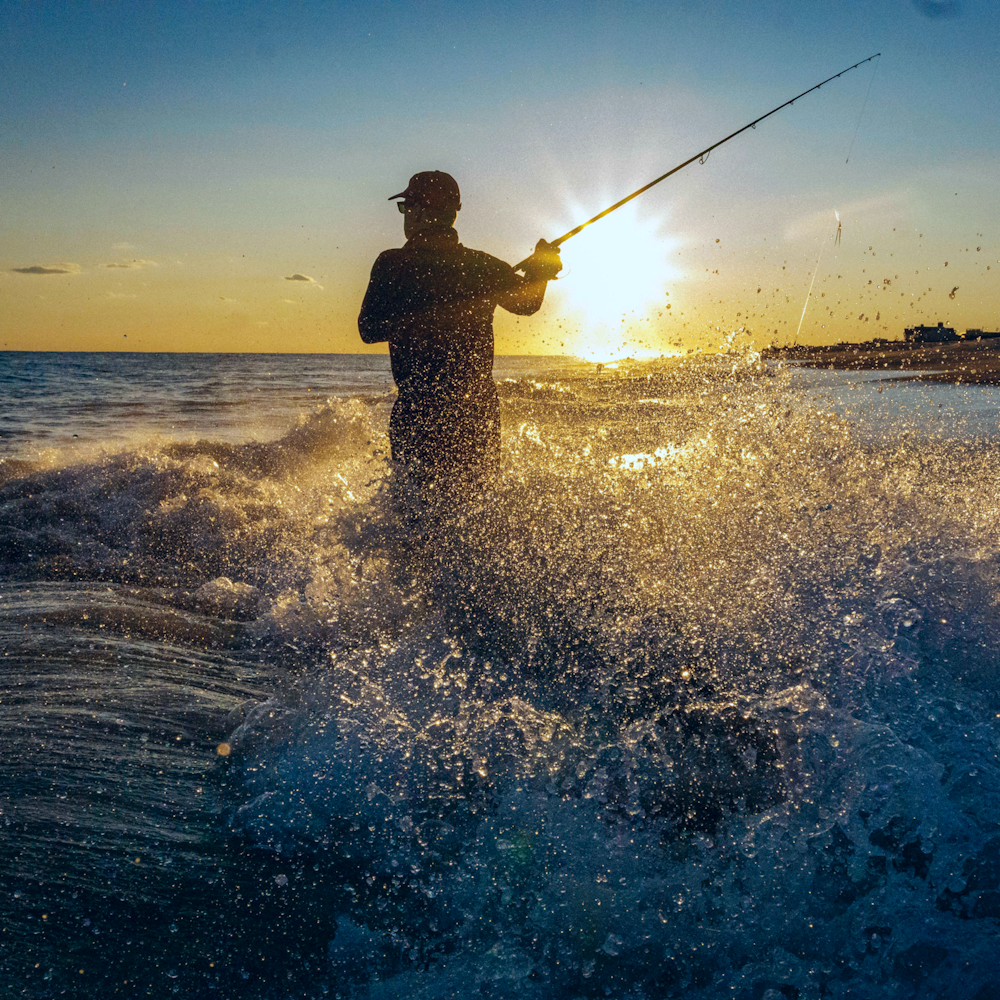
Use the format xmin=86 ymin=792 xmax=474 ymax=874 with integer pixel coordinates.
xmin=965 ymin=328 xmax=1000 ymax=340
xmin=904 ymin=322 xmax=958 ymax=343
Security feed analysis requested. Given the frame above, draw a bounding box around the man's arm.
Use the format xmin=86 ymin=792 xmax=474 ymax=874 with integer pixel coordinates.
xmin=358 ymin=253 xmax=396 ymax=344
xmin=497 ymin=273 xmax=550 ymax=316
xmin=496 ymin=240 xmax=562 ymax=317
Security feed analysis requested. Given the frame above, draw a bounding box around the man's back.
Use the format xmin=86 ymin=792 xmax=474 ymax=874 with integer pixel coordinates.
xmin=357 ymin=171 xmax=560 ymax=485
xmin=359 ymin=226 xmax=517 ymax=404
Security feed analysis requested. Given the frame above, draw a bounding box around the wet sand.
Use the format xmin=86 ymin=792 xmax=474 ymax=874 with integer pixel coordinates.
xmin=765 ymin=338 xmax=1000 ymax=384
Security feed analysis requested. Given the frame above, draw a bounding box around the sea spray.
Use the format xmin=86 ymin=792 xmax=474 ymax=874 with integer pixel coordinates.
xmin=229 ymin=357 xmax=1000 ymax=997
xmin=2 ymin=354 xmax=1000 ymax=997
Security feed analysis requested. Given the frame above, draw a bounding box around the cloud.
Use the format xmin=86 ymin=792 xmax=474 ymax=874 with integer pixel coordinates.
xmin=107 ymin=291 xmax=137 ymax=299
xmin=912 ymin=0 xmax=961 ymax=17
xmin=104 ymin=259 xmax=157 ymax=269
xmin=112 ymin=242 xmax=136 ymax=251
xmin=10 ymin=262 xmax=81 ymax=275
xmin=283 ymin=272 xmax=323 ymax=289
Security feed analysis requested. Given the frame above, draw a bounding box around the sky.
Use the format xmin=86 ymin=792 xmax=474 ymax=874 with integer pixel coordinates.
xmin=2 ymin=0 xmax=998 ymax=357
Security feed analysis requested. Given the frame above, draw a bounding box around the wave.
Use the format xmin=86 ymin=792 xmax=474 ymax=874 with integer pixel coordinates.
xmin=3 ymin=356 xmax=1000 ymax=997
xmin=0 ymin=398 xmax=384 ymax=592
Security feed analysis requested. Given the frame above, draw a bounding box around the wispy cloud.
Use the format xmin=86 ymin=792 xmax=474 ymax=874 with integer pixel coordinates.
xmin=284 ymin=272 xmax=323 ymax=289
xmin=912 ymin=0 xmax=961 ymax=18
xmin=104 ymin=259 xmax=157 ymax=269
xmin=112 ymin=241 xmax=136 ymax=251
xmin=10 ymin=262 xmax=81 ymax=275
xmin=107 ymin=291 xmax=137 ymax=299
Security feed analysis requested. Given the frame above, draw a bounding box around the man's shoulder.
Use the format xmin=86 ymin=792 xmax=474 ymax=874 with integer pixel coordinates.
xmin=458 ymin=244 xmax=507 ymax=265
xmin=456 ymin=245 xmax=515 ymax=279
xmin=368 ymin=247 xmax=408 ymax=278
xmin=370 ymin=241 xmax=514 ymax=288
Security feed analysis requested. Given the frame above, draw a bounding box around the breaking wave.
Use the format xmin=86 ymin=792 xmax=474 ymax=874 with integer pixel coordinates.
xmin=3 ymin=354 xmax=1000 ymax=998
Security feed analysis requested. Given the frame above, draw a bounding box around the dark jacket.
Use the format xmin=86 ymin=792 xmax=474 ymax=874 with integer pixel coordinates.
xmin=358 ymin=226 xmax=544 ymax=481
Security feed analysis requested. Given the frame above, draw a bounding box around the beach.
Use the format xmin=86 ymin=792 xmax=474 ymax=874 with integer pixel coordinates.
xmin=767 ymin=337 xmax=1000 ymax=384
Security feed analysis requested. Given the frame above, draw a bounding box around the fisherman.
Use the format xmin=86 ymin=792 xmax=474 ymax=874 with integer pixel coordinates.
xmin=359 ymin=171 xmax=561 ymax=485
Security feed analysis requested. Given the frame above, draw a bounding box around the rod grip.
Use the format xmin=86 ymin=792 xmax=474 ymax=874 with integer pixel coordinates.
xmin=512 ymin=238 xmax=563 ymax=274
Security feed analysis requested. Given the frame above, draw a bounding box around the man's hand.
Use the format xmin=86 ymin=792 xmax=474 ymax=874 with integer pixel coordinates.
xmin=522 ymin=239 xmax=562 ymax=281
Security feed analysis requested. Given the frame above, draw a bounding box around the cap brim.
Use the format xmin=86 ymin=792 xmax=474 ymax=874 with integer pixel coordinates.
xmin=387 ymin=190 xmax=408 ymax=201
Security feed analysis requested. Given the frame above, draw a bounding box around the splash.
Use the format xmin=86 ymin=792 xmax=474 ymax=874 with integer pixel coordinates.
xmin=4 ymin=358 xmax=1000 ymax=998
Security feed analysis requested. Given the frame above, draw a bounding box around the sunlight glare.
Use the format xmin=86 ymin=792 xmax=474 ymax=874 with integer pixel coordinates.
xmin=551 ymin=200 xmax=682 ymax=359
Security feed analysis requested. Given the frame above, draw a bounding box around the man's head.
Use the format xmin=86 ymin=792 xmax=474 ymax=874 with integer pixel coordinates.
xmin=389 ymin=171 xmax=460 ymax=236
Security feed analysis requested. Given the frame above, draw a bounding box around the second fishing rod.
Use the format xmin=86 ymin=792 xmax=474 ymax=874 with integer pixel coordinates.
xmin=514 ymin=52 xmax=881 ymax=272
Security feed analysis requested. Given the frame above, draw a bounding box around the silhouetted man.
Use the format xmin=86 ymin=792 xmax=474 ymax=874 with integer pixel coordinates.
xmin=359 ymin=171 xmax=561 ymax=485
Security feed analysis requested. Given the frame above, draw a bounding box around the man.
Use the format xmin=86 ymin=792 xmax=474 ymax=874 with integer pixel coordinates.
xmin=358 ymin=171 xmax=561 ymax=485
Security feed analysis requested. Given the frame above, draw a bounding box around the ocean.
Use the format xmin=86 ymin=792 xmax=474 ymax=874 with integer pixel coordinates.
xmin=2 ymin=350 xmax=1000 ymax=999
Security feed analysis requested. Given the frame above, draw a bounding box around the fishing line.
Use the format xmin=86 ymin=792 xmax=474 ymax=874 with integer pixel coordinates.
xmin=796 ymin=57 xmax=880 ymax=338
xmin=794 ymin=223 xmax=836 ymax=341
xmin=844 ymin=53 xmax=880 ymax=164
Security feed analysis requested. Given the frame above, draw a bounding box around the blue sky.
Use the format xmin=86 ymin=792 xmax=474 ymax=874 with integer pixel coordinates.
xmin=2 ymin=0 xmax=997 ymax=354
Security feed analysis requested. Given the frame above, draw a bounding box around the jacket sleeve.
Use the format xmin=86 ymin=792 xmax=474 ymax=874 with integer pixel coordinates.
xmin=358 ymin=253 xmax=397 ymax=345
xmin=495 ymin=268 xmax=548 ymax=317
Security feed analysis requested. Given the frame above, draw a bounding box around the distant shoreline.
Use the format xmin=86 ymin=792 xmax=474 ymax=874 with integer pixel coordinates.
xmin=763 ymin=339 xmax=1000 ymax=385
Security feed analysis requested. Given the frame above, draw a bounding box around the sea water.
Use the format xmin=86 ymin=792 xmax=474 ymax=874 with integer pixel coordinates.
xmin=2 ymin=351 xmax=1000 ymax=999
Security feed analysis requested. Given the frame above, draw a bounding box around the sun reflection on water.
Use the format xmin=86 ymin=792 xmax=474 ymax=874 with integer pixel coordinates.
xmin=608 ymin=438 xmax=710 ymax=471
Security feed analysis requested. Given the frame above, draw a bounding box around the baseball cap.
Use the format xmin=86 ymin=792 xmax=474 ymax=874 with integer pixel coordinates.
xmin=388 ymin=171 xmax=461 ymax=212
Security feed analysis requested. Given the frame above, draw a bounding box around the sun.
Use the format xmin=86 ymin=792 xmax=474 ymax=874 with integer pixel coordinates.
xmin=548 ymin=200 xmax=682 ymax=358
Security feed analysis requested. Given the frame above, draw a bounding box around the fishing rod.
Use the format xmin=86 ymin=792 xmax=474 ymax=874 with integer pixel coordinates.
xmin=515 ymin=52 xmax=881 ymax=272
